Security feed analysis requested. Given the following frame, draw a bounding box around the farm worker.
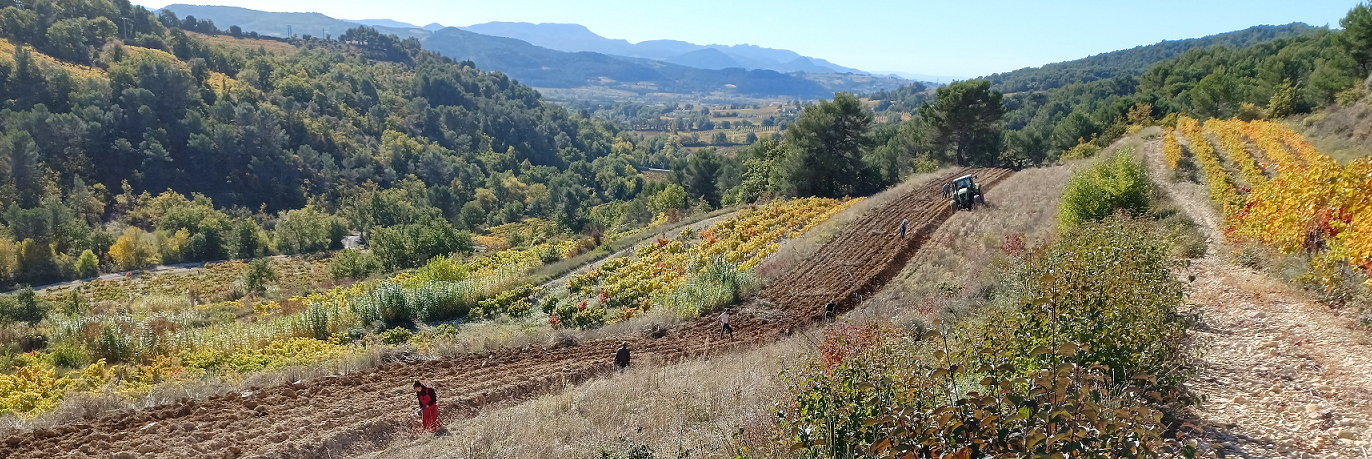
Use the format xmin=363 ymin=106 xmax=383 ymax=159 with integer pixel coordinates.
xmin=414 ymin=381 xmax=440 ymax=432
xmin=899 ymin=219 xmax=908 ymax=240
xmin=824 ymin=300 xmax=836 ymax=321
xmin=614 ymin=342 xmax=631 ymax=373
xmin=942 ymin=182 xmax=952 ymax=199
xmin=720 ymin=308 xmax=734 ymax=339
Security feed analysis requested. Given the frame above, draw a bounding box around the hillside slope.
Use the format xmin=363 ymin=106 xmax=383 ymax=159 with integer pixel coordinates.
xmin=0 ymin=168 xmax=1014 ymax=458
xmin=984 ymin=23 xmax=1319 ymax=93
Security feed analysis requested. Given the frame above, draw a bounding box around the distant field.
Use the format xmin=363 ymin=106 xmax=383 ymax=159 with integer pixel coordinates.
xmin=0 ymin=38 xmax=105 ymax=80
xmin=189 ymin=31 xmax=299 ymax=54
xmin=537 ymin=86 xmax=796 ymax=105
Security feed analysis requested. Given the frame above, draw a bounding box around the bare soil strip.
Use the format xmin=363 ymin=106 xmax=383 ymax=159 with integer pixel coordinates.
xmin=1142 ymin=135 xmax=1372 ymax=459
xmin=0 ymin=168 xmax=1012 ymax=459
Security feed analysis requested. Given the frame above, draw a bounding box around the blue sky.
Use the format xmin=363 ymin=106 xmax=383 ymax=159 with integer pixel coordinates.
xmin=140 ymin=0 xmax=1360 ymax=78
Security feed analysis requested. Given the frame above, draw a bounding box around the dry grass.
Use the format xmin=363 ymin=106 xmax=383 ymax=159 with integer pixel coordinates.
xmin=854 ymin=165 xmax=1076 ymax=326
xmin=360 ymin=338 xmax=810 ymax=459
xmin=357 ymin=168 xmax=1015 ymax=458
xmin=0 ymin=37 xmax=106 ymax=81
xmin=1293 ymin=104 xmax=1372 ymax=165
xmin=188 ymin=31 xmax=299 ymax=54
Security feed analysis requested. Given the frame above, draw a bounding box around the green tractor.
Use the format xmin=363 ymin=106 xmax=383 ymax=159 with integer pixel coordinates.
xmin=950 ymin=174 xmax=984 ymax=210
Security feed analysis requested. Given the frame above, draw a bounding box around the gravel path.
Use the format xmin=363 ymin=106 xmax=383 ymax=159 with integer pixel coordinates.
xmin=1141 ymin=131 xmax=1372 ymax=458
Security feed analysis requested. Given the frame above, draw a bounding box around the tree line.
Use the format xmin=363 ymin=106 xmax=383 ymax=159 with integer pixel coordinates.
xmin=866 ymin=5 xmax=1372 ymax=168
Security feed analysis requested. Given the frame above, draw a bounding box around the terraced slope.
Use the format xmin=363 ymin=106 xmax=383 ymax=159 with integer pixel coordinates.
xmin=0 ymin=168 xmax=1012 ymax=459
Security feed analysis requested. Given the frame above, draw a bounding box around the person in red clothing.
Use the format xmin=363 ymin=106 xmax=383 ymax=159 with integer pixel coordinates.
xmin=414 ymin=381 xmax=439 ymax=432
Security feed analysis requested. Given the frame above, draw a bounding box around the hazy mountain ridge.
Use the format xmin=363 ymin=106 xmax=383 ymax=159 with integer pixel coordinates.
xmin=348 ymin=18 xmax=444 ymax=31
xmin=160 ymin=4 xmax=903 ymax=99
xmin=461 ymin=21 xmax=870 ymax=74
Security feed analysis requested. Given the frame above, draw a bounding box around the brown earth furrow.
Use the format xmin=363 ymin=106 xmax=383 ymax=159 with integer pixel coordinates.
xmin=0 ymin=168 xmax=1011 ymax=459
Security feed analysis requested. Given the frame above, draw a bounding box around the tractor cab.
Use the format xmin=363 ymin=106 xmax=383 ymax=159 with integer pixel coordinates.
xmin=950 ymin=174 xmax=984 ymax=210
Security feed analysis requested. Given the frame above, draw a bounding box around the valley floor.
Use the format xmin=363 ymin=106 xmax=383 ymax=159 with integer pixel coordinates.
xmin=1143 ymin=131 xmax=1372 ymax=458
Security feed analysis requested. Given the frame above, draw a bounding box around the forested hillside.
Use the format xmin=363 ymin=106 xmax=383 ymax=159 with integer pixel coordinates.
xmin=0 ymin=0 xmax=682 ymax=288
xmin=984 ymin=23 xmax=1318 ymax=93
xmin=867 ymin=19 xmax=1370 ymax=169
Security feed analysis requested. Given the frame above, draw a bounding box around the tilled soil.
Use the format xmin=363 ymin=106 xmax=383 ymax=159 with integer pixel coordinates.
xmin=0 ymin=167 xmax=1012 ymax=459
xmin=1143 ymin=134 xmax=1372 ymax=458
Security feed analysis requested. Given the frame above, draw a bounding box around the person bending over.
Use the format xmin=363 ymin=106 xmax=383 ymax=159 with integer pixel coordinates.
xmin=414 ymin=381 xmax=440 ymax=433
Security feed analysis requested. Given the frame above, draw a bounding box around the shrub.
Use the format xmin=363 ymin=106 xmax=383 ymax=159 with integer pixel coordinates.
xmin=0 ymin=288 xmax=50 ymax=326
xmin=95 ymin=324 xmax=133 ymax=363
xmin=242 ymin=258 xmax=279 ymax=294
xmin=538 ymin=244 xmax=560 ymax=264
xmin=46 ymin=343 xmax=91 ymax=368
xmin=375 ymin=281 xmax=413 ymax=324
xmin=659 ymin=259 xmax=756 ymax=317
xmin=1058 ymin=149 xmax=1152 ymax=228
xmin=1336 ymin=85 xmax=1367 ymax=106
xmin=783 ymin=219 xmax=1202 ymax=458
xmin=370 ymin=220 xmax=474 ymax=271
xmin=380 ymin=327 xmax=413 ymax=345
xmin=550 ymin=299 xmax=607 ymax=329
xmin=817 ymin=339 xmax=1187 ymax=459
xmin=1061 ymin=138 xmax=1102 ymax=160
xmin=74 ymin=249 xmax=99 ymax=278
xmin=109 ymin=227 xmax=160 ymax=271
xmin=472 ymin=283 xmax=536 ymax=319
xmin=1001 ymin=217 xmax=1199 ymax=395
xmin=274 ymin=206 xmax=348 ymax=254
xmin=328 ymin=249 xmax=381 ymax=280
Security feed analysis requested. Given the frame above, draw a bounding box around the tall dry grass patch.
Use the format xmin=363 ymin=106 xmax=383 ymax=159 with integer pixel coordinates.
xmin=365 ymin=339 xmax=812 ymax=459
xmin=856 ymin=165 xmax=1076 ymax=324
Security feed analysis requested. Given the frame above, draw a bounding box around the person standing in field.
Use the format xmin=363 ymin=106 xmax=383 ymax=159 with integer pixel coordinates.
xmin=414 ymin=381 xmax=439 ymax=433
xmin=942 ymin=182 xmax=952 ymax=199
xmin=614 ymin=342 xmax=631 ymax=373
xmin=899 ymin=218 xmax=908 ymax=240
xmin=720 ymin=308 xmax=734 ymax=339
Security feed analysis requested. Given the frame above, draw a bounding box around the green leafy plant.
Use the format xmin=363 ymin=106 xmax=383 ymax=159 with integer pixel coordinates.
xmin=1059 ymin=150 xmax=1153 ymax=228
xmin=329 ymin=249 xmax=382 ymax=280
xmin=242 ymin=258 xmax=279 ymax=294
xmin=380 ymin=327 xmax=413 ymax=345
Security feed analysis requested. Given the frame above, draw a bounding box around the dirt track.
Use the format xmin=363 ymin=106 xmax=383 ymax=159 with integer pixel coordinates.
xmin=1143 ymin=132 xmax=1372 ymax=458
xmin=0 ymin=168 xmax=1012 ymax=459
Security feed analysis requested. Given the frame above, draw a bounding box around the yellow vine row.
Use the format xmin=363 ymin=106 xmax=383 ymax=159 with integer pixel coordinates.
xmin=1163 ymin=128 xmax=1182 ymax=171
xmin=1203 ymin=119 xmax=1266 ymax=187
xmin=1177 ymin=116 xmax=1241 ymax=216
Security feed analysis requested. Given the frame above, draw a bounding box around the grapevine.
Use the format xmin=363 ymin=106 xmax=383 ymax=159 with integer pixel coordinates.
xmin=1162 ymin=128 xmax=1182 ymax=171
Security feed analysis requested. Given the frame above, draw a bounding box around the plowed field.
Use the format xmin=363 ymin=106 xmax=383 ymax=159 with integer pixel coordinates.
xmin=1 ymin=168 xmax=1012 ymax=459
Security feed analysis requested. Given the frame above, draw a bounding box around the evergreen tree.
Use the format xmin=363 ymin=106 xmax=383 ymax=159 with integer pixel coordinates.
xmin=1338 ymin=2 xmax=1372 ymax=78
xmin=920 ymin=80 xmax=1005 ymax=167
xmin=682 ymin=149 xmax=723 ymax=207
xmin=779 ymin=93 xmax=874 ymax=198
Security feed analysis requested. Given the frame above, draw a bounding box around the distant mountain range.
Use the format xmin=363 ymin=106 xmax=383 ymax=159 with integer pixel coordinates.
xmin=460 ymin=22 xmax=868 ymax=75
xmin=160 ymin=4 xmax=910 ymax=100
xmin=350 ymin=19 xmax=445 ymax=31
